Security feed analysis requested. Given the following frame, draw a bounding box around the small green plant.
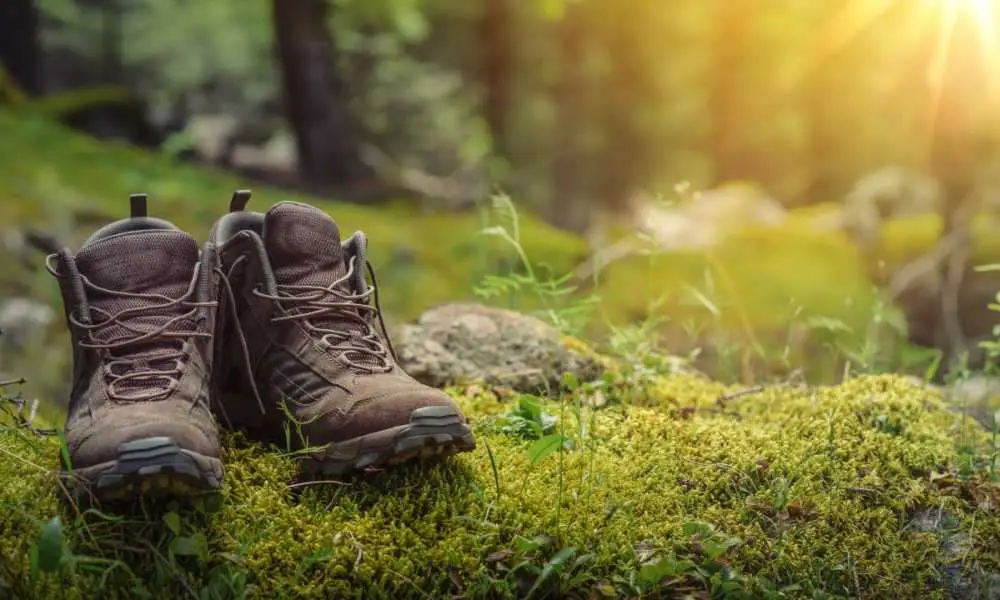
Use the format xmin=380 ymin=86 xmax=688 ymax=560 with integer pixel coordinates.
xmin=978 ymin=263 xmax=1000 ymax=375
xmin=797 ymin=288 xmax=941 ymax=382
xmin=494 ymin=395 xmax=558 ymax=441
xmin=475 ymin=193 xmax=600 ymax=337
xmin=492 ymin=394 xmax=574 ymax=466
xmin=482 ymin=535 xmax=598 ymax=599
xmin=0 ymin=376 xmax=56 ymax=438
xmin=635 ymin=521 xmax=750 ymax=599
xmin=986 ymin=412 xmax=999 ymax=481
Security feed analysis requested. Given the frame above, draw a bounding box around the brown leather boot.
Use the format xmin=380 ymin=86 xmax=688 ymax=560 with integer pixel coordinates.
xmin=47 ymin=194 xmax=223 ymax=500
xmin=210 ymin=192 xmax=475 ymax=476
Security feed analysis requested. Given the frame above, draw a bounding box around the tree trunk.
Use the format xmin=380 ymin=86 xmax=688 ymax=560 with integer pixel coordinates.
xmin=0 ymin=0 xmax=41 ymax=96
xmin=927 ymin=7 xmax=987 ymax=367
xmin=549 ymin=1 xmax=590 ymax=232
xmin=929 ymin=11 xmax=980 ymax=232
xmin=709 ymin=0 xmax=751 ymax=183
xmin=272 ymin=0 xmax=374 ymax=191
xmin=482 ymin=0 xmax=510 ymax=158
xmin=804 ymin=57 xmax=837 ymax=204
xmin=596 ymin=13 xmax=647 ymax=215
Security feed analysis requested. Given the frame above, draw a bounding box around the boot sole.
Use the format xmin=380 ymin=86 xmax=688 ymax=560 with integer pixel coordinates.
xmin=299 ymin=405 xmax=477 ymax=476
xmin=63 ymin=436 xmax=224 ymax=503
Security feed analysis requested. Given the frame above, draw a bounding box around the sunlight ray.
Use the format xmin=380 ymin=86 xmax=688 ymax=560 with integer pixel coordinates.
xmin=811 ymin=0 xmax=897 ymax=64
xmin=780 ymin=0 xmax=897 ymax=97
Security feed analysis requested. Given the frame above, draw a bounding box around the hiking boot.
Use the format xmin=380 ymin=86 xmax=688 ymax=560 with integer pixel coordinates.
xmin=46 ymin=194 xmax=223 ymax=500
xmin=210 ymin=192 xmax=476 ymax=475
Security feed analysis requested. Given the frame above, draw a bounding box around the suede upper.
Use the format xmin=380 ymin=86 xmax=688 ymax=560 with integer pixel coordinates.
xmin=210 ymin=201 xmax=465 ymax=448
xmin=51 ymin=220 xmax=221 ymax=470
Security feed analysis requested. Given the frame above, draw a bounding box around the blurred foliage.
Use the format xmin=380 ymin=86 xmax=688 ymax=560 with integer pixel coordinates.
xmin=2 ymin=0 xmax=999 ymax=397
xmin=27 ymin=0 xmax=1000 ymax=222
xmin=0 ymin=107 xmax=891 ymax=406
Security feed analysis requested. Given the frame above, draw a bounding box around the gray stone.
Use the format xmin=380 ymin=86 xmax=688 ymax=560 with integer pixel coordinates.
xmin=948 ymin=376 xmax=1000 ymax=432
xmin=394 ymin=303 xmax=606 ymax=394
xmin=842 ymin=166 xmax=943 ymax=246
xmin=0 ymin=297 xmax=55 ymax=352
xmin=634 ymin=183 xmax=788 ymax=252
xmin=908 ymin=507 xmax=1000 ymax=599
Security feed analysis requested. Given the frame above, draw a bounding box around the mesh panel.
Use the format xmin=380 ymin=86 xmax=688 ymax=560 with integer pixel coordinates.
xmin=262 ymin=203 xmax=385 ymax=371
xmin=75 ymin=230 xmax=200 ymax=393
xmin=263 ymin=203 xmax=348 ymax=287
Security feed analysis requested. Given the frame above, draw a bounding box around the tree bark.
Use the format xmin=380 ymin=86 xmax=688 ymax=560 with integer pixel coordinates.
xmin=804 ymin=57 xmax=837 ymax=203
xmin=272 ymin=0 xmax=374 ymax=190
xmin=929 ymin=10 xmax=980 ymax=232
xmin=482 ymin=0 xmax=510 ymax=158
xmin=0 ymin=0 xmax=41 ymax=96
xmin=596 ymin=14 xmax=647 ymax=215
xmin=926 ymin=7 xmax=987 ymax=366
xmin=549 ymin=1 xmax=590 ymax=232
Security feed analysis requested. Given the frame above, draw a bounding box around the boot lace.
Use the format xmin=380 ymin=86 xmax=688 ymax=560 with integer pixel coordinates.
xmin=213 ymin=249 xmax=397 ymax=426
xmin=47 ymin=252 xmax=214 ymax=403
xmin=249 ymin=254 xmax=396 ymax=373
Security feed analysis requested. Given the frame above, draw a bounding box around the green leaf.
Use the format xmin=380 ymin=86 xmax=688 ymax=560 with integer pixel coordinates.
xmin=561 ymin=372 xmax=579 ymax=391
xmin=163 ymin=512 xmax=182 ymax=536
xmin=538 ymin=0 xmax=566 ymax=20
xmin=169 ymin=532 xmax=208 ymax=559
xmin=525 ymin=547 xmax=577 ymax=599
xmin=33 ymin=517 xmax=65 ymax=575
xmin=392 ymin=4 xmax=429 ymax=42
xmin=526 ymin=434 xmax=568 ymax=463
xmin=159 ymin=131 xmax=193 ymax=160
xmin=637 ymin=554 xmax=695 ymax=587
xmin=682 ymin=521 xmax=714 ymax=538
xmin=514 ymin=534 xmax=550 ymax=553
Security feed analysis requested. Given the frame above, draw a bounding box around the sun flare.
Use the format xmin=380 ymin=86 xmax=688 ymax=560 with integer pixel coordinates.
xmin=925 ymin=0 xmax=997 ymax=50
xmin=922 ymin=0 xmax=999 ymax=106
xmin=937 ymin=0 xmax=994 ymax=20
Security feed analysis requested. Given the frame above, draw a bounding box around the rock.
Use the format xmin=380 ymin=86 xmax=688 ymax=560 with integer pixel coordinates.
xmin=395 ymin=303 xmax=606 ymax=394
xmin=635 ymin=183 xmax=788 ymax=251
xmin=183 ymin=114 xmax=240 ymax=163
xmin=842 ymin=166 xmax=943 ymax=246
xmin=229 ymin=129 xmax=298 ymax=174
xmin=948 ymin=376 xmax=1000 ymax=431
xmin=0 ymin=297 xmax=56 ymax=353
xmin=908 ymin=507 xmax=1000 ymax=599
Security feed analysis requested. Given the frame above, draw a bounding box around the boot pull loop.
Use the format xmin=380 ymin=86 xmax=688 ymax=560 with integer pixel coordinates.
xmin=129 ymin=193 xmax=148 ymax=218
xmin=230 ymin=189 xmax=252 ymax=212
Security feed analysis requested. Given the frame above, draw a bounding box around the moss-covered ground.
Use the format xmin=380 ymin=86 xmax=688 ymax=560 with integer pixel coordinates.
xmin=1 ymin=374 xmax=998 ymax=598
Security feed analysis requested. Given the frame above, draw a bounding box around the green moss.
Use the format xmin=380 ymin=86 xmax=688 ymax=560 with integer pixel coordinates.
xmin=2 ymin=374 xmax=997 ymax=598
xmin=875 ymin=212 xmax=1000 ymax=272
xmin=594 ymin=223 xmax=880 ymax=372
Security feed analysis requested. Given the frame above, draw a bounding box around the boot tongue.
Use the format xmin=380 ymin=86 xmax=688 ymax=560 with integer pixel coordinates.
xmin=263 ymin=202 xmax=348 ymax=289
xmin=75 ymin=229 xmax=199 ymax=346
xmin=262 ymin=202 xmax=388 ymax=371
xmin=76 ymin=229 xmax=199 ymax=298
